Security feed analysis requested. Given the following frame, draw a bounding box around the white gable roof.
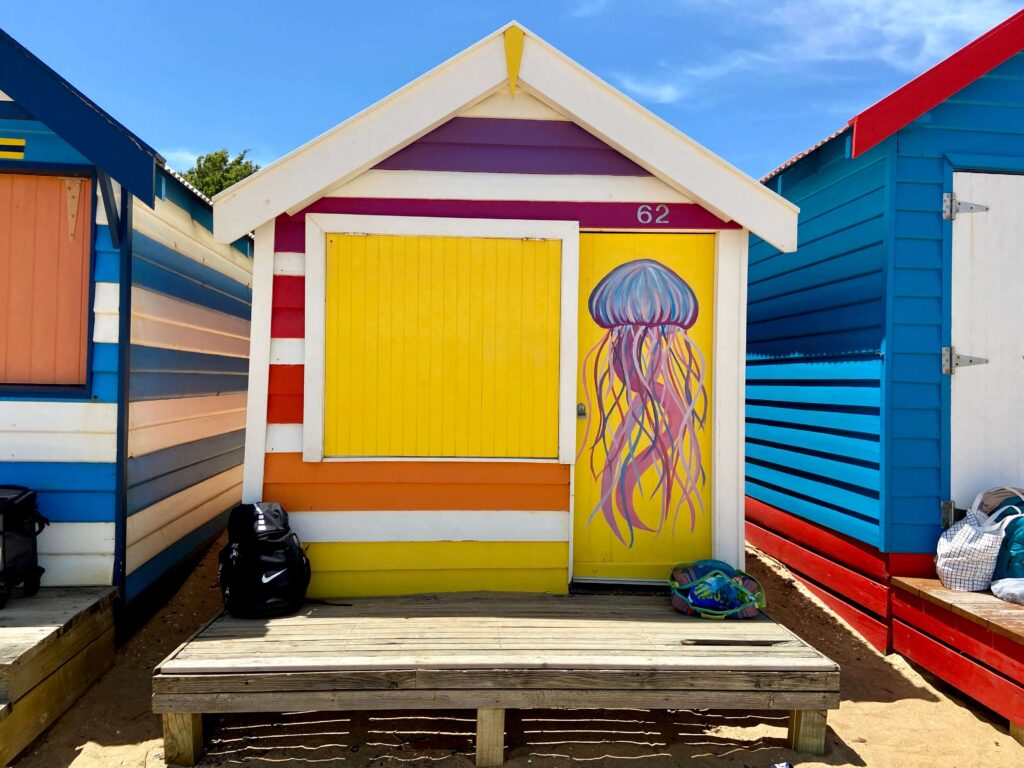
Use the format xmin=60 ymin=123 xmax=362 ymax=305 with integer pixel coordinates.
xmin=212 ymin=22 xmax=798 ymax=251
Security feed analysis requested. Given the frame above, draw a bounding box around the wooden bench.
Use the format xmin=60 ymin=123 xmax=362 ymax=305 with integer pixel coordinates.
xmin=0 ymin=587 xmax=116 ymax=765
xmin=153 ymin=592 xmax=840 ymax=766
xmin=892 ymin=577 xmax=1024 ymax=744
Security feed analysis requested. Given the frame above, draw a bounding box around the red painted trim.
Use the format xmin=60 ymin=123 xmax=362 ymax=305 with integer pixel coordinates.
xmin=267 ymin=394 xmax=303 ymax=424
xmin=746 ymin=497 xmax=888 ymax=580
xmin=268 ymin=365 xmax=304 ymax=394
xmin=274 ymin=198 xmax=739 ymax=252
xmin=792 ymin=572 xmax=889 ymax=652
xmin=746 ymin=520 xmax=889 ymax=616
xmin=273 ymin=275 xmax=305 ymax=308
xmin=893 ymin=619 xmax=1024 ymax=724
xmin=270 ymin=308 xmax=304 ymax=338
xmin=849 ymin=10 xmax=1024 ymax=157
xmin=892 ymin=590 xmax=1024 ymax=682
xmin=887 ymin=553 xmax=936 ymax=578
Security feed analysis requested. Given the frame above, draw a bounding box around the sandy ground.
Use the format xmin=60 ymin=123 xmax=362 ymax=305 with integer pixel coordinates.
xmin=12 ymin=536 xmax=1024 ymax=768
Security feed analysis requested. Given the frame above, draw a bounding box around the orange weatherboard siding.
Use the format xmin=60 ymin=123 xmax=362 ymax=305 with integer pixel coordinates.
xmin=0 ymin=173 xmax=91 ymax=385
xmin=262 ymin=453 xmax=570 ymax=512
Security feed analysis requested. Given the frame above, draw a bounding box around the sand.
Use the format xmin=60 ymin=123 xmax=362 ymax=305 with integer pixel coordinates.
xmin=12 ymin=537 xmax=1024 ymax=768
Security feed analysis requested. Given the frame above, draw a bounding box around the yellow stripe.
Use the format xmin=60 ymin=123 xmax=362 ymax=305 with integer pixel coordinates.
xmin=0 ymin=151 xmax=25 ymax=160
xmin=309 ymin=568 xmax=567 ymax=598
xmin=324 ymin=234 xmax=562 ymax=459
xmin=0 ymin=137 xmax=27 ymax=147
xmin=306 ymin=540 xmax=568 ymax=597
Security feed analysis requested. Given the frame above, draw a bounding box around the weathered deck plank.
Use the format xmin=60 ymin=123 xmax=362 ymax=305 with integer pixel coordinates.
xmin=153 ymin=593 xmax=840 ymax=765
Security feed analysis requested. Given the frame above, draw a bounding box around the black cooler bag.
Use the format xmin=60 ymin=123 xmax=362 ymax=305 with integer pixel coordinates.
xmin=218 ymin=502 xmax=311 ymax=618
xmin=0 ymin=485 xmax=49 ymax=609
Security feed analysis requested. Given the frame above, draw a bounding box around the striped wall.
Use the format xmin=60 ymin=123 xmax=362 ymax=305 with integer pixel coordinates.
xmin=124 ymin=172 xmax=251 ymax=601
xmin=248 ymin=91 xmax=733 ymax=595
xmin=746 ymin=52 xmax=1024 ymax=554
xmin=0 ymin=104 xmax=120 ymax=584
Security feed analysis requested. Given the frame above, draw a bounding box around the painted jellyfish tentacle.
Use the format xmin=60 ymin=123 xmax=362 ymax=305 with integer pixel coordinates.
xmin=582 ymin=258 xmax=709 ymax=545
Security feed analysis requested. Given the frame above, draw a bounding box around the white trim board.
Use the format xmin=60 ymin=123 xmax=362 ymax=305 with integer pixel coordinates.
xmin=243 ymin=220 xmax=277 ymax=501
xmin=327 ymin=170 xmax=691 ymax=203
xmin=302 ymin=214 xmax=579 ymax=465
xmin=289 ymin=510 xmax=569 ymax=543
xmin=212 ymin=23 xmax=797 ymax=251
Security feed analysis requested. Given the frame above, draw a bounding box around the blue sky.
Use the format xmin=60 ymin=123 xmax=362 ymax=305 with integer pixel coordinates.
xmin=3 ymin=1 xmax=1019 ymax=179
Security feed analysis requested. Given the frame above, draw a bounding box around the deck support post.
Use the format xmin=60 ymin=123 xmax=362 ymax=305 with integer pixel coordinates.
xmin=163 ymin=713 xmax=203 ymax=766
xmin=1011 ymin=722 xmax=1024 ymax=746
xmin=476 ymin=707 xmax=505 ymax=767
xmin=787 ymin=709 xmax=827 ymax=755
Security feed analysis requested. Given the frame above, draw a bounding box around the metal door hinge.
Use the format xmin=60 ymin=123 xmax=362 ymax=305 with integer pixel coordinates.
xmin=942 ymin=345 xmax=988 ymax=374
xmin=943 ymin=192 xmax=989 ymax=220
xmin=941 ymin=500 xmax=963 ymax=529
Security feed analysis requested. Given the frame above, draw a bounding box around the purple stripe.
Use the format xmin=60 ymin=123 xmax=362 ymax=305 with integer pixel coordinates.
xmin=274 ymin=198 xmax=738 ymax=252
xmin=375 ymin=117 xmax=650 ymax=176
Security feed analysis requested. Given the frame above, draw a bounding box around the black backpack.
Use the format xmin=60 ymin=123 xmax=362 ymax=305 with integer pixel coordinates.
xmin=218 ymin=502 xmax=311 ymax=618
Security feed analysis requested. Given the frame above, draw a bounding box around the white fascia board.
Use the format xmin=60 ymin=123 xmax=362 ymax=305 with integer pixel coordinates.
xmin=212 ymin=32 xmax=509 ymax=243
xmin=516 ymin=35 xmax=798 ymax=252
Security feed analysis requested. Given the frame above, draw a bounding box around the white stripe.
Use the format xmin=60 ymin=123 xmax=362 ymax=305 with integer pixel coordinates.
xmin=328 ymin=169 xmax=691 ymax=203
xmin=129 ymin=412 xmax=245 ymax=457
xmin=93 ymin=281 xmax=120 ymax=343
xmin=39 ymin=555 xmax=114 ymax=587
xmin=273 ymin=251 xmax=304 ymax=276
xmin=459 ymin=90 xmax=568 ymax=120
xmin=134 ymin=198 xmax=254 ymax=286
xmin=131 ymin=285 xmax=250 ymax=358
xmin=126 ymin=478 xmax=242 ymax=574
xmin=290 ymin=510 xmax=569 ymax=543
xmin=266 ymin=423 xmax=302 ymax=453
xmin=270 ymin=338 xmax=304 ymax=365
xmin=243 ymin=221 xmax=276 ymax=502
xmin=129 ymin=393 xmax=247 ymax=430
xmin=37 ymin=522 xmax=115 ymax=555
xmin=127 ymin=465 xmax=243 ymax=547
xmin=0 ymin=402 xmax=117 ymax=462
xmin=0 ymin=401 xmax=116 ymax=432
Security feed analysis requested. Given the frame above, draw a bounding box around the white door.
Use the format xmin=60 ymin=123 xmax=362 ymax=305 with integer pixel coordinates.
xmin=950 ymin=171 xmax=1024 ymax=508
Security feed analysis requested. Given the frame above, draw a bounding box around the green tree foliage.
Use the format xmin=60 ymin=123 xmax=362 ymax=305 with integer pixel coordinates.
xmin=181 ymin=149 xmax=260 ymax=198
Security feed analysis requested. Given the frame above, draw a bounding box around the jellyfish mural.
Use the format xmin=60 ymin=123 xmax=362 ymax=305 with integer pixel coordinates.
xmin=578 ymin=258 xmax=708 ymax=546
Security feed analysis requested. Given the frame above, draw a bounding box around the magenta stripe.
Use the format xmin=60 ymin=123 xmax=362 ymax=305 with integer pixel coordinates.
xmin=375 ymin=117 xmax=649 ymax=176
xmin=274 ymin=198 xmax=738 ymax=252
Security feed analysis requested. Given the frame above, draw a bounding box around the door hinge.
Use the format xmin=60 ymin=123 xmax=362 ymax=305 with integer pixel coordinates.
xmin=941 ymin=500 xmax=963 ymax=529
xmin=941 ymin=345 xmax=988 ymax=374
xmin=943 ymin=192 xmax=989 ymax=220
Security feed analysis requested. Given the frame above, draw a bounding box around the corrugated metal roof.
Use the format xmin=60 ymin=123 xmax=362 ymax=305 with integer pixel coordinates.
xmin=760 ymin=126 xmax=849 ymax=184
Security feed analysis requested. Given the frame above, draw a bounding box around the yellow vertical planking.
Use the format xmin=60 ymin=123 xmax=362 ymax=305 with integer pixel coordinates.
xmin=324 ymin=234 xmax=562 ymax=459
xmin=573 ymin=233 xmax=716 ymax=581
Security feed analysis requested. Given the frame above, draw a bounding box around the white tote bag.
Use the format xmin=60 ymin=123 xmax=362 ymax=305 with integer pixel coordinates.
xmin=936 ymin=488 xmax=1024 ymax=592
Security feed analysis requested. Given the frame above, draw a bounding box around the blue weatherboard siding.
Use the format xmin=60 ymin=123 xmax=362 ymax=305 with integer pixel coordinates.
xmin=129 ymin=347 xmax=248 ymax=401
xmin=748 ymin=51 xmax=1024 ymax=554
xmin=884 ymin=51 xmax=1024 ymax=553
xmin=747 ymin=133 xmax=890 ymax=550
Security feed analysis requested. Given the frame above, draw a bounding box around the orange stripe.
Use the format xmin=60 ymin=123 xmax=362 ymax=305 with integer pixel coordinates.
xmin=263 ymin=452 xmax=569 ymax=485
xmin=267 ymin=394 xmax=303 ymax=423
xmin=262 ymin=454 xmax=569 ymax=512
xmin=268 ymin=364 xmax=304 ymax=394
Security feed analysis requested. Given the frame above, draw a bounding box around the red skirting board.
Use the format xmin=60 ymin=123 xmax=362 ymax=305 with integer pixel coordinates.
xmin=745 ymin=498 xmax=934 ymax=653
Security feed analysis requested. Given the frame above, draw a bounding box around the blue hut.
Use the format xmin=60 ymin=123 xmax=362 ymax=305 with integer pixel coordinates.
xmin=0 ymin=29 xmax=252 ymax=606
xmin=745 ymin=10 xmax=1024 ymax=737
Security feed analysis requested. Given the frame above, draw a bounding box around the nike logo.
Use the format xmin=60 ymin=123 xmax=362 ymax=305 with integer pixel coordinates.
xmin=262 ymin=569 xmax=287 ymax=584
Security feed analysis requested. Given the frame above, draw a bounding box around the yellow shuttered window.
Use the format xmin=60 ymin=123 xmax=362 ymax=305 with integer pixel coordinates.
xmin=324 ymin=234 xmax=562 ymax=459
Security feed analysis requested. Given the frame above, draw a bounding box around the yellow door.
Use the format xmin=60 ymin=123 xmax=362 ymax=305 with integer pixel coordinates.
xmin=573 ymin=233 xmax=715 ymax=581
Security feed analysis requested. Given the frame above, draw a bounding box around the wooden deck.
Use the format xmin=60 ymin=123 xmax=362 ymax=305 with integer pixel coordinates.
xmin=1 ymin=587 xmax=117 ymax=765
xmin=153 ymin=592 xmax=840 ymax=766
xmin=892 ymin=577 xmax=1024 ymax=744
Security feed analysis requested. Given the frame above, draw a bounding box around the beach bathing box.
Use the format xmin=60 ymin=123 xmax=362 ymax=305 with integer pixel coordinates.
xmin=0 ymin=30 xmax=253 ymax=605
xmin=215 ymin=23 xmax=797 ymax=597
xmin=744 ymin=10 xmax=1024 ymax=653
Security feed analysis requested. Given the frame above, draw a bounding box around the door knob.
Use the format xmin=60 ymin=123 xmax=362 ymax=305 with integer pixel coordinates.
xmin=576 ymin=403 xmax=587 ymax=418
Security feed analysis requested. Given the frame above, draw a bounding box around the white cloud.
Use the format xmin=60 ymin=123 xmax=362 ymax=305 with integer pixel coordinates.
xmin=615 ymin=0 xmax=1020 ymax=105
xmin=161 ymin=148 xmax=199 ymax=172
